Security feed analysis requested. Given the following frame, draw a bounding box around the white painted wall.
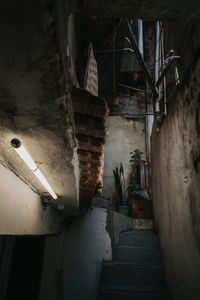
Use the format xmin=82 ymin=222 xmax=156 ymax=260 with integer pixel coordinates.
xmin=39 ymin=207 xmax=112 ymax=300
xmin=103 ymin=116 xmax=146 ymax=200
xmin=0 ymin=163 xmax=62 ymax=235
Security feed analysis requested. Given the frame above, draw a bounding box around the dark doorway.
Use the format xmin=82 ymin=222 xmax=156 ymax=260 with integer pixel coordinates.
xmin=6 ymin=236 xmax=45 ymax=300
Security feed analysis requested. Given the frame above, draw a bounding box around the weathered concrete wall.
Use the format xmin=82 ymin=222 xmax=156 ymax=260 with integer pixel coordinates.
xmin=0 ymin=1 xmax=80 ymax=224
xmin=103 ymin=116 xmax=146 ymax=200
xmin=0 ymin=163 xmax=62 ymax=235
xmin=39 ymin=207 xmax=111 ymax=300
xmin=112 ymin=211 xmax=133 ymax=245
xmin=151 ymin=57 xmax=200 ymax=299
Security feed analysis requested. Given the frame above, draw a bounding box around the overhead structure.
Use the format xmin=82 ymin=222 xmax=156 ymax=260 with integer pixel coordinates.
xmin=69 ymin=0 xmax=200 ymax=20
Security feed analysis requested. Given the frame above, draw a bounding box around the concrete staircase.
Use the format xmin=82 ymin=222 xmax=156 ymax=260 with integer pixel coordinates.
xmin=100 ymin=230 xmax=173 ymax=300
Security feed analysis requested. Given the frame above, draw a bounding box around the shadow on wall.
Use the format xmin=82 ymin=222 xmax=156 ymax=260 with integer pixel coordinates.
xmin=39 ymin=206 xmax=112 ymax=300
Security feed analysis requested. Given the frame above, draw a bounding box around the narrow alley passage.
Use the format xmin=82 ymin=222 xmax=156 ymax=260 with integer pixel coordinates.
xmin=0 ymin=2 xmax=200 ymax=300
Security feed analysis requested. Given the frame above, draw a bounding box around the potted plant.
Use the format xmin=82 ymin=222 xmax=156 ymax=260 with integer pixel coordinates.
xmin=129 ymin=149 xmax=152 ymax=219
xmin=113 ymin=162 xmax=129 ymax=216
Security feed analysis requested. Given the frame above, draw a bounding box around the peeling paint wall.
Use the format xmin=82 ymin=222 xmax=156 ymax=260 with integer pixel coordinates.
xmin=103 ymin=116 xmax=146 ymax=201
xmin=151 ymin=57 xmax=200 ymax=299
xmin=39 ymin=207 xmax=112 ymax=300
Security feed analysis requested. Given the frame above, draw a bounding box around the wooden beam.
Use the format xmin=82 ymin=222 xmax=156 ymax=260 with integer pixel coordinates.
xmin=156 ymin=56 xmax=180 ymax=87
xmin=126 ymin=20 xmax=159 ymax=99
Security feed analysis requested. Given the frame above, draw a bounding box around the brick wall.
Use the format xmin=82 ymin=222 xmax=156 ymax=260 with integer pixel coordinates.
xmin=72 ymin=87 xmax=109 ymax=209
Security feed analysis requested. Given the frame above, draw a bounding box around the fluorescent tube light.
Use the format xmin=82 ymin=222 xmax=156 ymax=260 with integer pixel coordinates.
xmin=34 ymin=169 xmax=57 ymax=199
xmin=15 ymin=145 xmax=37 ymax=171
xmin=11 ymin=138 xmax=57 ymax=199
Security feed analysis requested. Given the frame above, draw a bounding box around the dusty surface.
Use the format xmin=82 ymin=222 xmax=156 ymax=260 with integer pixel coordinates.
xmin=0 ymin=1 xmax=79 ymax=219
xmin=151 ymin=57 xmax=200 ymax=299
xmin=103 ymin=116 xmax=146 ymax=201
xmin=0 ymin=163 xmax=62 ymax=234
xmin=39 ymin=207 xmax=111 ymax=300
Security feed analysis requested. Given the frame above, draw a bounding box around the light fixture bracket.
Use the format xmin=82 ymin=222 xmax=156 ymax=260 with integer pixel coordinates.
xmin=11 ymin=138 xmax=21 ymax=148
xmin=40 ymin=194 xmax=52 ymax=209
xmin=11 ymin=138 xmax=57 ymax=199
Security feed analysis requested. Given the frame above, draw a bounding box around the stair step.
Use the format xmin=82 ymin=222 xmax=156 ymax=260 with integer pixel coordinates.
xmin=114 ymin=246 xmax=162 ymax=264
xmin=121 ymin=230 xmax=156 ymax=236
xmin=99 ymin=230 xmax=172 ymax=300
xmin=133 ymin=218 xmax=154 ymax=230
xmin=101 ymin=263 xmax=166 ymax=287
xmin=100 ymin=289 xmax=172 ymax=300
xmin=119 ymin=232 xmax=159 ymax=248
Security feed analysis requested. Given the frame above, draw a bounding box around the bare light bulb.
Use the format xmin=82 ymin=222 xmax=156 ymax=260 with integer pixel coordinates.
xmin=11 ymin=138 xmax=57 ymax=199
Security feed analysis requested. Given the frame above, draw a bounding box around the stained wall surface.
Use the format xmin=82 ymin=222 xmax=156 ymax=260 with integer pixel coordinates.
xmin=0 ymin=1 xmax=80 ymax=224
xmin=0 ymin=163 xmax=62 ymax=235
xmin=151 ymin=57 xmax=200 ymax=299
xmin=103 ymin=116 xmax=146 ymax=201
xmin=39 ymin=207 xmax=112 ymax=300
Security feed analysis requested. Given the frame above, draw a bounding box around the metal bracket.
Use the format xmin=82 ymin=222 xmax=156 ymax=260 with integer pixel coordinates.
xmin=40 ymin=194 xmax=52 ymax=209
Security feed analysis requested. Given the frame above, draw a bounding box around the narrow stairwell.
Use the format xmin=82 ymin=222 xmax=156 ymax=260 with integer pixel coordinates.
xmin=100 ymin=230 xmax=173 ymax=300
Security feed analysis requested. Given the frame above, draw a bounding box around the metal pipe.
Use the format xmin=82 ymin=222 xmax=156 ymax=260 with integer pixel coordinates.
xmin=118 ymin=83 xmax=144 ymax=92
xmin=109 ymin=112 xmax=155 ymax=116
xmin=155 ymin=21 xmax=160 ymax=113
xmin=161 ymin=25 xmax=167 ymax=115
xmin=138 ymin=19 xmax=149 ymax=163
xmin=138 ymin=19 xmax=144 ymax=58
xmin=94 ymin=48 xmax=134 ymax=54
xmin=117 ymin=93 xmax=145 ymax=101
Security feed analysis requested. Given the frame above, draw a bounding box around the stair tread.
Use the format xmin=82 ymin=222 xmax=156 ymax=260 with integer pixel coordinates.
xmin=103 ymin=261 xmax=164 ymax=267
xmin=99 ymin=229 xmax=172 ymax=299
xmin=113 ymin=245 xmax=162 ymax=264
xmin=114 ymin=261 xmax=163 ymax=266
xmin=100 ymin=289 xmax=172 ymax=300
xmin=119 ymin=233 xmax=159 ymax=248
xmin=120 ymin=230 xmax=156 ymax=235
xmin=101 ymin=285 xmax=168 ymax=292
xmin=115 ymin=245 xmax=160 ymax=249
xmin=102 ymin=263 xmax=166 ymax=286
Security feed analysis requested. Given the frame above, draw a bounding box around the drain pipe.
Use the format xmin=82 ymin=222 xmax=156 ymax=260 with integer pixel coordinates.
xmin=155 ymin=21 xmax=161 ymax=113
xmin=138 ymin=19 xmax=150 ymax=162
xmin=138 ymin=19 xmax=144 ymax=58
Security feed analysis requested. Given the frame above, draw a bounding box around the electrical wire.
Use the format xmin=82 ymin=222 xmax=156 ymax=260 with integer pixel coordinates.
xmin=0 ymin=160 xmax=40 ymax=195
xmin=155 ymin=59 xmax=194 ymax=117
xmin=96 ymin=18 xmax=122 ymax=53
xmin=106 ymin=18 xmax=123 ymax=49
xmin=117 ymin=93 xmax=145 ymax=102
xmin=165 ymin=66 xmax=186 ymax=102
xmin=98 ymin=18 xmax=123 ymax=68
